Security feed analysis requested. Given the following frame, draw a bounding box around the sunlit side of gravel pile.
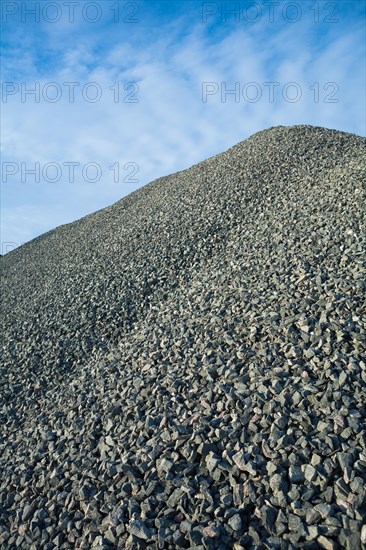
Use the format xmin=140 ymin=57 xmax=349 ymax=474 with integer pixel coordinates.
xmin=1 ymin=126 xmax=366 ymax=549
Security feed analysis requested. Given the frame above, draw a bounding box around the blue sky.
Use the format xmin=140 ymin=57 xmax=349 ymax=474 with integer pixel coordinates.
xmin=1 ymin=0 xmax=365 ymax=252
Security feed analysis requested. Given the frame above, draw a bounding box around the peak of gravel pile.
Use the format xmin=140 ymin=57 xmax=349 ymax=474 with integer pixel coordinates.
xmin=1 ymin=125 xmax=366 ymax=550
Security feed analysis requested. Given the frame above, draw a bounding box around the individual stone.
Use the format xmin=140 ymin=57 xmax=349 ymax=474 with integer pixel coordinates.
xmin=288 ymin=514 xmax=302 ymax=532
xmin=22 ymin=504 xmax=36 ymax=522
xmin=311 ymin=454 xmax=322 ymax=467
xmin=180 ymin=521 xmax=192 ymax=533
xmin=338 ymin=372 xmax=347 ymax=387
xmin=202 ymin=525 xmax=220 ymax=538
xmin=337 ymin=452 xmax=354 ymax=470
xmin=306 ymin=508 xmax=321 ymax=524
xmin=307 ymin=525 xmax=319 ymax=539
xmin=228 ymin=514 xmax=242 ymax=532
xmin=206 ymin=452 xmax=220 ymax=472
xmin=304 ymin=465 xmax=317 ymax=482
xmin=232 ymin=452 xmax=246 ymax=471
xmin=167 ymin=489 xmax=184 ymax=508
xmin=128 ymin=520 xmax=152 ymax=540
xmin=269 ymin=474 xmax=283 ymax=492
xmin=317 ymin=535 xmax=337 ymax=549
xmin=105 ymin=435 xmax=114 ymax=447
xmin=18 ymin=525 xmax=28 ymax=536
xmin=261 ymin=505 xmax=277 ymax=529
xmin=361 ymin=525 xmax=366 ymax=544
xmin=289 ymin=465 xmax=304 ymax=483
xmin=156 ymin=457 xmax=173 ymax=476
xmin=314 ymin=504 xmax=332 ymax=519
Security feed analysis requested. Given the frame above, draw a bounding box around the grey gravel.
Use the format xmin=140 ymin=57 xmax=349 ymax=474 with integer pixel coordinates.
xmin=1 ymin=125 xmax=366 ymax=549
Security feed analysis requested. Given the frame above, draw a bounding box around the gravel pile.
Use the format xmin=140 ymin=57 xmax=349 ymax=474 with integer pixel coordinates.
xmin=1 ymin=125 xmax=366 ymax=549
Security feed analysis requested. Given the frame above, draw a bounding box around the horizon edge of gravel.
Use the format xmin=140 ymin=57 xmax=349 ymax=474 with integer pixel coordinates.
xmin=2 ymin=123 xmax=365 ymax=258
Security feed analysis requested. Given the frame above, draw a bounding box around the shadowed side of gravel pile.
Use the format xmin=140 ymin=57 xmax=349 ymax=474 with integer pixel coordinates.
xmin=1 ymin=125 xmax=366 ymax=549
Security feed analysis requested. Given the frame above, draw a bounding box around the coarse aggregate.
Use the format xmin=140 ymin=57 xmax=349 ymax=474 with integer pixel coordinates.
xmin=1 ymin=125 xmax=366 ymax=549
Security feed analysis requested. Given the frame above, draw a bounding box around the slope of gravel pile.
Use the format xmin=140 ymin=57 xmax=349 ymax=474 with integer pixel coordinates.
xmin=1 ymin=125 xmax=366 ymax=550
